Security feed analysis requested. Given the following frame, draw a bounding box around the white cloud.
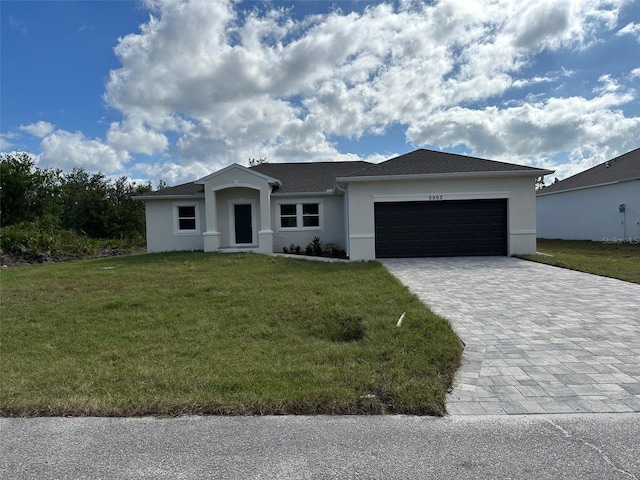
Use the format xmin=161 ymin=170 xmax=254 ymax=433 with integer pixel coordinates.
xmin=38 ymin=130 xmax=130 ymax=172
xmin=617 ymin=21 xmax=640 ymax=41
xmin=132 ymin=160 xmax=205 ymax=186
xmin=20 ymin=121 xmax=55 ymax=138
xmin=0 ymin=132 xmax=18 ymax=150
xmin=0 ymin=0 xmax=588 ymax=182
xmin=408 ymin=91 xmax=639 ymax=154
xmin=512 ymin=76 xmax=557 ymax=89
xmin=507 ymin=0 xmax=573 ymax=50
xmin=107 ymin=118 xmax=168 ymax=155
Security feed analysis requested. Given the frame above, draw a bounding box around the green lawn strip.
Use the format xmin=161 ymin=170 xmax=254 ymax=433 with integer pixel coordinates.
xmin=1 ymin=252 xmax=462 ymax=417
xmin=517 ymin=239 xmax=640 ymax=284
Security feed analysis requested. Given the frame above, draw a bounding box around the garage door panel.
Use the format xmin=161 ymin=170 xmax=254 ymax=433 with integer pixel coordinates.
xmin=374 ymin=199 xmax=507 ymax=258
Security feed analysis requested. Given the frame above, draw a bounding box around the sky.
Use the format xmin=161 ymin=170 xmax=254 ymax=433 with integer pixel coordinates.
xmin=1 ymin=0 xmax=639 ymax=187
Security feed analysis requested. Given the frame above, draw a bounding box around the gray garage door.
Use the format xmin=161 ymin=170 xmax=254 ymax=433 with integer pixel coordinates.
xmin=374 ymin=199 xmax=508 ymax=258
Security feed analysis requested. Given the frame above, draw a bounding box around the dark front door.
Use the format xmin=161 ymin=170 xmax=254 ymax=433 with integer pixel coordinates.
xmin=234 ymin=204 xmax=253 ymax=244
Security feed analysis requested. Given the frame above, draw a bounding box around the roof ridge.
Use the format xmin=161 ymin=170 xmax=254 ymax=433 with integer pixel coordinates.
xmin=249 ymin=160 xmax=371 ymax=167
xmin=343 ymin=148 xmax=548 ymax=177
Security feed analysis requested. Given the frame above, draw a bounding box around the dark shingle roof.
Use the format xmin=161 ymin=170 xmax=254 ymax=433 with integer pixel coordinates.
xmin=537 ymin=148 xmax=640 ymax=195
xmin=251 ymin=161 xmax=371 ymax=194
xmin=138 ymin=148 xmax=555 ymax=199
xmin=341 ymin=149 xmax=548 ymax=177
xmin=139 ymin=182 xmax=204 ymax=197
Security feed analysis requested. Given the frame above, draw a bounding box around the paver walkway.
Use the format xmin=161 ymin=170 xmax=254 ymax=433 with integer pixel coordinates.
xmin=381 ymin=257 xmax=640 ymax=415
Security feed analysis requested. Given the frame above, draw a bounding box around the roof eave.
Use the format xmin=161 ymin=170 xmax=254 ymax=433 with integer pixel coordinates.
xmin=337 ymin=169 xmax=554 ymax=183
xmin=537 ymin=176 xmax=640 ymax=196
xmin=271 ymin=189 xmax=339 ymax=197
xmin=133 ymin=193 xmax=205 ymax=201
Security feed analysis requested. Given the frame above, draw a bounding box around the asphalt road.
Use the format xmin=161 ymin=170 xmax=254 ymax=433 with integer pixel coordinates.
xmin=2 ymin=413 xmax=639 ymax=479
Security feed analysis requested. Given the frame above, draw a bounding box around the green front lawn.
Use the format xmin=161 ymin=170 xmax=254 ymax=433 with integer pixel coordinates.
xmin=0 ymin=252 xmax=462 ymax=417
xmin=519 ymin=239 xmax=640 ymax=284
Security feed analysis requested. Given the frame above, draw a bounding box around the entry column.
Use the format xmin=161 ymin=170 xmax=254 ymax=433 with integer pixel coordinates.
xmin=257 ymin=186 xmax=273 ymax=254
xmin=203 ymin=188 xmax=221 ymax=252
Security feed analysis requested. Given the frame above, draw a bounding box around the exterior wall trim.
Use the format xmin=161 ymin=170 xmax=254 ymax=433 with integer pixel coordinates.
xmin=271 ymin=191 xmax=336 ymax=197
xmin=213 ymin=182 xmax=262 ymax=192
xmin=349 ymin=233 xmax=375 ymax=239
xmin=371 ymin=191 xmax=510 ymax=202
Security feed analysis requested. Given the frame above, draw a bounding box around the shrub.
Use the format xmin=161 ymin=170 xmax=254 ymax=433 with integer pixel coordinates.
xmin=283 ymin=244 xmax=301 ymax=255
xmin=325 ymin=243 xmax=340 ymax=257
xmin=0 ymin=221 xmax=144 ymax=263
xmin=311 ymin=236 xmax=322 ymax=256
xmin=0 ymin=222 xmax=91 ymax=257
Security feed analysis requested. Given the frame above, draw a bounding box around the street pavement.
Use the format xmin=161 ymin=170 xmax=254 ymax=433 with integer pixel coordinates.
xmin=2 ymin=414 xmax=639 ymax=479
xmin=381 ymin=257 xmax=640 ymax=415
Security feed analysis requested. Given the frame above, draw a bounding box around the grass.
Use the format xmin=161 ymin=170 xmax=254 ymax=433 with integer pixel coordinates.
xmin=0 ymin=252 xmax=462 ymax=417
xmin=518 ymin=239 xmax=640 ymax=284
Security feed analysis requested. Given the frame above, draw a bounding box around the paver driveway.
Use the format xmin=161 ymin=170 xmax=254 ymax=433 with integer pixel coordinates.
xmin=381 ymin=257 xmax=640 ymax=415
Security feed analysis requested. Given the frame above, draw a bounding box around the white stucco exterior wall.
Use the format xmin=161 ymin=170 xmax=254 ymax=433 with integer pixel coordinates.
xmin=537 ymin=180 xmax=640 ymax=241
xmin=345 ymin=175 xmax=538 ymax=261
xmin=143 ymin=199 xmax=206 ymax=252
xmin=271 ymin=195 xmax=346 ymax=253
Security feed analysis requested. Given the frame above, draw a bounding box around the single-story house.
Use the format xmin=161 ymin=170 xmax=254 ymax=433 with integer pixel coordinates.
xmin=135 ymin=148 xmax=552 ymax=260
xmin=537 ymin=148 xmax=640 ymax=241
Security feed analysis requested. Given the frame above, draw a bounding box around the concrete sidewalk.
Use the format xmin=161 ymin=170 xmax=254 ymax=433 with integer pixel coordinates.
xmin=381 ymin=257 xmax=640 ymax=415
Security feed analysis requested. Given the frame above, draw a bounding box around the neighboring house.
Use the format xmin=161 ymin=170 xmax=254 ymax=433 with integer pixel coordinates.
xmin=537 ymin=148 xmax=640 ymax=241
xmin=135 ymin=149 xmax=552 ymax=260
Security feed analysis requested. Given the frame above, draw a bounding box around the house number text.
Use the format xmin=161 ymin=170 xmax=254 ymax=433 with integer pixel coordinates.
xmin=427 ymin=195 xmax=444 ymax=200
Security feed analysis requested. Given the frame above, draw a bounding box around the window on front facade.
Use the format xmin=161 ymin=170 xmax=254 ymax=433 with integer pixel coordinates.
xmin=280 ymin=204 xmax=298 ymax=228
xmin=177 ymin=205 xmax=197 ymax=231
xmin=302 ymin=203 xmax=320 ymax=227
xmin=279 ymin=202 xmax=322 ymax=230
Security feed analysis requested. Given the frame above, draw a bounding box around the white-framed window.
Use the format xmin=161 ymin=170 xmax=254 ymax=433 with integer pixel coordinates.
xmin=280 ymin=204 xmax=298 ymax=228
xmin=277 ymin=201 xmax=323 ymax=231
xmin=174 ymin=203 xmax=200 ymax=234
xmin=302 ymin=203 xmax=320 ymax=227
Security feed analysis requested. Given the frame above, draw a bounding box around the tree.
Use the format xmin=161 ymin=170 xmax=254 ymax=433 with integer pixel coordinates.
xmin=60 ymin=168 xmax=109 ymax=237
xmin=108 ymin=176 xmax=151 ymax=240
xmin=248 ymin=157 xmax=267 ymax=167
xmin=59 ymin=168 xmax=150 ymax=239
xmin=1 ymin=153 xmax=150 ymax=241
xmin=0 ymin=152 xmax=62 ymax=227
